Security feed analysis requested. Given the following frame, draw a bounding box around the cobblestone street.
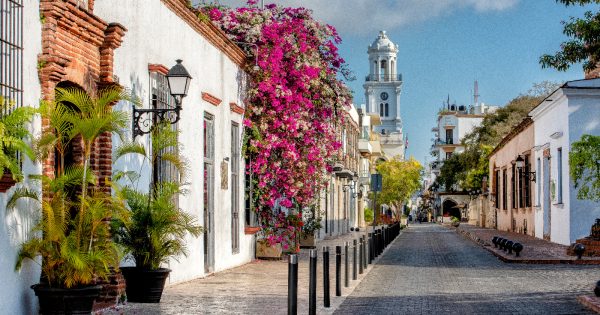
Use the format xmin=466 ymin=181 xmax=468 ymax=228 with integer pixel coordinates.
xmin=335 ymin=224 xmax=598 ymax=314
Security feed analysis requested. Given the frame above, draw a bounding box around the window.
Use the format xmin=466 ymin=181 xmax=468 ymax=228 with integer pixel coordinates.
xmin=494 ymin=170 xmax=500 ymax=209
xmin=557 ymin=148 xmax=563 ymax=203
xmin=203 ymin=113 xmax=215 ymax=271
xmin=445 ymin=129 xmax=453 ymax=144
xmin=342 ymin=129 xmax=347 ymax=154
xmin=150 ymin=71 xmax=179 ymax=189
xmin=518 ymin=166 xmax=524 ymax=208
xmin=380 ymin=103 xmax=384 ymax=117
xmin=502 ymin=169 xmax=507 ymax=210
xmin=511 ymin=166 xmax=517 ymax=209
xmin=524 ymin=156 xmax=531 ymax=207
xmin=231 ymin=123 xmax=240 ymax=253
xmin=384 ymin=103 xmax=389 ymax=117
xmin=445 ymin=151 xmax=452 ymax=160
xmin=0 ymin=0 xmax=23 ymax=113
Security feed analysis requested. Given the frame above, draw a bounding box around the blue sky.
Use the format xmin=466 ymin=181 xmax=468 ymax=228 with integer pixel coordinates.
xmin=211 ymin=0 xmax=596 ymax=165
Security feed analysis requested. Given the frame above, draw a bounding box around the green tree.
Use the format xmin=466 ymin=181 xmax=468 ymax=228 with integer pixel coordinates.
xmin=540 ymin=0 xmax=600 ymax=72
xmin=570 ymin=134 xmax=600 ymax=201
xmin=374 ymin=158 xmax=423 ymax=214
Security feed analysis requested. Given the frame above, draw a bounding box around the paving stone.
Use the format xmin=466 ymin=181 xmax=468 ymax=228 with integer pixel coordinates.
xmin=97 ymin=227 xmax=388 ymax=315
xmin=335 ymin=224 xmax=597 ymax=315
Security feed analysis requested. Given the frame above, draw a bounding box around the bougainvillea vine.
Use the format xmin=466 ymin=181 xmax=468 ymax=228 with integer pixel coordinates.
xmin=198 ymin=1 xmax=352 ymax=250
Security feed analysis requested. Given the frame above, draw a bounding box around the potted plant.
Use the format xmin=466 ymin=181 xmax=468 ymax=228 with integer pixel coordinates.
xmin=451 ymin=216 xmax=460 ymax=227
xmin=111 ymin=123 xmax=202 ymax=303
xmin=299 ymin=207 xmax=322 ymax=248
xmin=11 ymin=86 xmax=130 ymax=314
xmin=0 ymin=96 xmax=36 ymax=191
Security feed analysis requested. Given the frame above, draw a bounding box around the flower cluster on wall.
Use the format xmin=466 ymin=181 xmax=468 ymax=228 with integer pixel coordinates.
xmin=200 ymin=1 xmax=352 ymax=249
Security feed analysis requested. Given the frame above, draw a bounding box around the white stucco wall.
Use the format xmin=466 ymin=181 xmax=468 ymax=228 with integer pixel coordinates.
xmin=0 ymin=2 xmax=43 ymax=314
xmin=566 ymin=89 xmax=600 ymax=242
xmin=532 ymin=91 xmax=570 ymax=244
xmin=531 ymin=82 xmax=600 ymax=245
xmin=95 ymin=0 xmax=253 ymax=284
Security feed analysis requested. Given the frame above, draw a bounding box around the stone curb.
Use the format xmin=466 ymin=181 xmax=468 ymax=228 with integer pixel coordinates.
xmin=456 ymin=227 xmax=600 ymax=265
xmin=578 ymin=296 xmax=600 ymax=314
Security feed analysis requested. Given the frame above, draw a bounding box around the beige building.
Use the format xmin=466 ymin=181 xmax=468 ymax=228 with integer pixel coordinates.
xmin=488 ymin=118 xmax=535 ymax=236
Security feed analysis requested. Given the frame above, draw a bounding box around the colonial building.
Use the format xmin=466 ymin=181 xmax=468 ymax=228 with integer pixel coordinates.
xmin=357 ymin=108 xmax=383 ymax=226
xmin=1 ymin=1 xmax=255 ymax=313
xmin=488 ymin=118 xmax=535 ymax=235
xmin=96 ymin=0 xmax=254 ymax=282
xmin=429 ymin=95 xmax=498 ymax=221
xmin=363 ymin=31 xmax=405 ymax=160
xmin=317 ymin=105 xmax=361 ymax=238
xmin=530 ymin=78 xmax=600 ymax=245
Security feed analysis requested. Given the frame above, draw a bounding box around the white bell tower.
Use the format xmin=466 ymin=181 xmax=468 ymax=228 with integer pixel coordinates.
xmin=363 ymin=30 xmax=405 ymax=160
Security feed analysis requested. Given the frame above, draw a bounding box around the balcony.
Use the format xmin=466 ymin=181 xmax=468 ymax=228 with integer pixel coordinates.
xmin=358 ymin=138 xmax=372 ymax=154
xmin=370 ymin=140 xmax=382 ymax=156
xmin=433 ymin=138 xmax=455 ymax=146
xmin=365 ymin=74 xmax=402 ymax=82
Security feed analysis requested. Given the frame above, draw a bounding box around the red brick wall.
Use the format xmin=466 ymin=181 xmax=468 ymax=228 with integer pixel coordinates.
xmin=38 ymin=0 xmax=125 ymax=193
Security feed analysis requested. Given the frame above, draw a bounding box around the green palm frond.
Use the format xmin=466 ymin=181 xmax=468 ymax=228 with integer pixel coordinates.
xmin=114 ymin=141 xmax=147 ymax=161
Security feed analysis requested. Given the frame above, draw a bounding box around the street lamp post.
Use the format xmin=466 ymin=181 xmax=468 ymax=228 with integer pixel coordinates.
xmin=132 ymin=59 xmax=192 ymax=139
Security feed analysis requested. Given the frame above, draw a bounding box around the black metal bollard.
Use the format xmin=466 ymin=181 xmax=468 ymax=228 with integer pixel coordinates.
xmin=506 ymin=241 xmax=514 ymax=254
xmin=574 ymin=243 xmax=585 ymax=259
xmin=335 ymin=246 xmax=342 ymax=296
xmin=309 ymin=249 xmax=317 ymax=315
xmin=344 ymin=242 xmax=349 ymax=288
xmin=352 ymin=239 xmax=357 ymax=280
xmin=373 ymin=231 xmax=378 ymax=257
xmin=377 ymin=229 xmax=382 ymax=255
xmin=363 ymin=235 xmax=368 ymax=268
xmin=288 ymin=254 xmax=298 ymax=315
xmin=323 ymin=246 xmax=330 ymax=308
xmin=358 ymin=237 xmax=364 ymax=274
xmin=368 ymin=233 xmax=373 ymax=264
xmin=512 ymin=242 xmax=524 ymax=257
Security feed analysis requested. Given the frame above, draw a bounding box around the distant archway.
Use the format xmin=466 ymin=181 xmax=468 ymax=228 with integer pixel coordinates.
xmin=442 ymin=199 xmax=461 ymax=219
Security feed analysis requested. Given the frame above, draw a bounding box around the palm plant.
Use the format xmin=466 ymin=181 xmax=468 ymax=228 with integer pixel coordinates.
xmin=112 ymin=123 xmax=202 ymax=270
xmin=12 ymin=86 xmax=132 ymax=291
xmin=0 ymin=96 xmax=35 ymax=181
xmin=10 ymin=167 xmax=127 ymax=288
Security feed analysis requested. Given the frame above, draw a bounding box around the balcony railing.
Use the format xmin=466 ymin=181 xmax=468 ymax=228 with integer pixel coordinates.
xmin=365 ymin=74 xmax=402 ymax=82
xmin=433 ymin=138 xmax=454 ymax=146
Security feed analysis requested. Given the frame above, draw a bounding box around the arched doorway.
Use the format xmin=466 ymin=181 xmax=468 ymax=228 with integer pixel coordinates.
xmin=442 ymin=199 xmax=461 ymax=220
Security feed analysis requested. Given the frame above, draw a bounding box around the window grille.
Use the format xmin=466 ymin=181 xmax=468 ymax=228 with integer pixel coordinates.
xmin=0 ymin=0 xmax=23 ymax=114
xmin=512 ymin=166 xmax=517 ymax=209
xmin=502 ymin=169 xmax=507 ymax=210
xmin=494 ymin=170 xmax=500 ymax=209
xmin=150 ymin=71 xmax=179 ymax=192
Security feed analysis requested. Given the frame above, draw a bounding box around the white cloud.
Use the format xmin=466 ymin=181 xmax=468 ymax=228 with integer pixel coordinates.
xmin=202 ymin=0 xmax=519 ymax=35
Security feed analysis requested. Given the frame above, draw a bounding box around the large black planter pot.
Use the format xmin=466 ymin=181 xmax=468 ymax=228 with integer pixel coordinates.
xmin=32 ymin=284 xmax=102 ymax=315
xmin=121 ymin=267 xmax=171 ymax=303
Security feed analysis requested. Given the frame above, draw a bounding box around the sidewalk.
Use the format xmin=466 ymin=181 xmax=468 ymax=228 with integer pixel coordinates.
xmin=456 ymin=224 xmax=600 ymax=264
xmin=98 ymin=226 xmax=397 ymax=314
